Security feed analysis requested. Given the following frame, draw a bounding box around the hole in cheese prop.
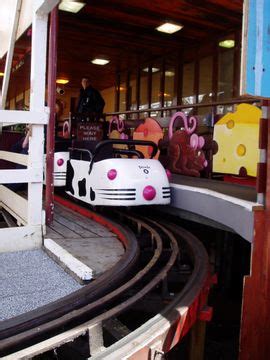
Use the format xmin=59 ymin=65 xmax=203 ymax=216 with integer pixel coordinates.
xmin=213 ymin=103 xmax=261 ymax=177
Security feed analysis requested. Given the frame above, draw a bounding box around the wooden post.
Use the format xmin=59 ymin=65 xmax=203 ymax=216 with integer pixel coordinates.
xmin=45 ymin=6 xmax=58 ymax=225
xmin=189 ymin=321 xmax=206 ymax=360
xmin=239 ymin=100 xmax=270 ymax=359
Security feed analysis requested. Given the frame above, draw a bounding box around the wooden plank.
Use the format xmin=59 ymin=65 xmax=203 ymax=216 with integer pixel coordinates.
xmin=34 ymin=0 xmax=59 ymax=15
xmin=0 ymin=110 xmax=48 ymax=124
xmin=0 ymin=0 xmax=22 ymax=109
xmin=188 ymin=320 xmax=206 ymax=360
xmin=240 ymin=101 xmax=270 ymax=358
xmin=48 ymin=219 xmax=82 ymax=239
xmin=54 ymin=204 xmax=116 ymax=237
xmin=53 ymin=212 xmax=100 ymax=238
xmin=44 ymin=238 xmax=93 ymax=283
xmin=0 ymin=150 xmax=28 ymax=166
xmin=28 ymin=2 xmax=48 ymax=227
xmin=44 ymin=225 xmax=64 ymax=239
xmin=1 ymin=208 xmax=17 ymax=227
xmin=0 ymin=185 xmax=28 ymax=224
xmin=0 ymin=225 xmax=42 ymax=252
xmin=0 ymin=168 xmax=42 ymax=183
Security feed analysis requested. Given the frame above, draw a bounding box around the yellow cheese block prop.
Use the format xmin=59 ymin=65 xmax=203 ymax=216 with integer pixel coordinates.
xmin=213 ymin=103 xmax=261 ymax=177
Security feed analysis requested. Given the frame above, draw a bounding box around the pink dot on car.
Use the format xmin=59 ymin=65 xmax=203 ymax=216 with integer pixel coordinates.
xmin=107 ymin=169 xmax=117 ymax=180
xmin=57 ymin=158 xmax=64 ymax=166
xmin=143 ymin=185 xmax=156 ymax=201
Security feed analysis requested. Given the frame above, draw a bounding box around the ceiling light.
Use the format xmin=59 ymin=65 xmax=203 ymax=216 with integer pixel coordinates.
xmin=156 ymin=23 xmax=183 ymax=34
xmin=59 ymin=1 xmax=86 ymax=13
xmin=91 ymin=58 xmax=110 ymax=65
xmin=56 ymin=79 xmax=69 ymax=84
xmin=143 ymin=67 xmax=160 ymax=73
xmin=165 ymin=71 xmax=175 ymax=77
xmin=219 ymin=40 xmax=235 ymax=48
xmin=0 ymin=72 xmax=4 ymax=77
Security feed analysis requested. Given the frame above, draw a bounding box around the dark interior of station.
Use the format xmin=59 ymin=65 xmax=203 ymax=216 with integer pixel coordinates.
xmin=0 ymin=1 xmax=256 ymax=359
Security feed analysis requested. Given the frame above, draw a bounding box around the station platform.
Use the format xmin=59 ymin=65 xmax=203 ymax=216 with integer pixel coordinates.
xmin=45 ymin=202 xmax=124 ymax=277
xmin=0 ymin=201 xmax=124 ymax=321
xmin=167 ymin=174 xmax=263 ymax=242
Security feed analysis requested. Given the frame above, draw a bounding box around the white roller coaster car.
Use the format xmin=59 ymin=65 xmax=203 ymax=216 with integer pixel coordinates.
xmin=44 ymin=140 xmax=71 ymax=187
xmin=65 ymin=139 xmax=171 ymax=206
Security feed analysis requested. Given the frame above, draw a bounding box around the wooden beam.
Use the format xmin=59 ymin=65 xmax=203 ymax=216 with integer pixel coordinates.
xmin=115 ymin=72 xmax=120 ymax=112
xmin=193 ymin=48 xmax=200 ymax=114
xmin=45 ymin=6 xmax=58 ymax=225
xmin=136 ymin=64 xmax=141 ymax=110
xmin=174 ymin=50 xmax=184 ymax=106
xmin=0 ymin=0 xmax=22 ymax=110
xmin=28 ymin=1 xmax=49 ymax=227
xmin=34 ymin=0 xmax=59 ymax=15
xmin=160 ymin=59 xmax=165 ymax=117
xmin=233 ymin=30 xmax=241 ymax=98
xmin=0 ymin=110 xmax=48 ymax=124
xmin=125 ymin=71 xmax=130 ymax=112
xmin=240 ymin=100 xmax=270 ymax=359
xmin=147 ymin=65 xmax=152 ymax=116
xmin=0 ymin=185 xmax=27 ymax=224
xmin=0 ymin=150 xmax=28 ymax=166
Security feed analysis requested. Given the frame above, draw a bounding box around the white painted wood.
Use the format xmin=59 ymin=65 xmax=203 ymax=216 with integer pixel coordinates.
xmin=0 ymin=185 xmax=28 ymax=224
xmin=44 ymin=238 xmax=93 ymax=281
xmin=0 ymin=168 xmax=42 ymax=183
xmin=0 ymin=225 xmax=42 ymax=252
xmin=0 ymin=109 xmax=48 ymax=124
xmin=0 ymin=0 xmax=22 ymax=109
xmin=0 ymin=1 xmax=53 ymax=251
xmin=35 ymin=0 xmax=59 ymax=15
xmin=0 ymin=0 xmax=18 ymax=58
xmin=27 ymin=1 xmax=49 ymax=226
xmin=170 ymin=183 xmax=264 ymax=211
xmin=0 ymin=150 xmax=28 ymax=166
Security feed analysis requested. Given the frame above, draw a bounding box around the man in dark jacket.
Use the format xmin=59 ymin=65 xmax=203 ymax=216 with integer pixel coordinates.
xmin=77 ymin=77 xmax=105 ymax=118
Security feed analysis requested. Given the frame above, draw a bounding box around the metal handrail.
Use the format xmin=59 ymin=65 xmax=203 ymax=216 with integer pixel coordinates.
xmin=105 ymin=97 xmax=260 ymax=117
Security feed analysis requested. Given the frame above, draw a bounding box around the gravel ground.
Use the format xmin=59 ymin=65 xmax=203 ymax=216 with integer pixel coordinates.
xmin=0 ymin=249 xmax=83 ymax=321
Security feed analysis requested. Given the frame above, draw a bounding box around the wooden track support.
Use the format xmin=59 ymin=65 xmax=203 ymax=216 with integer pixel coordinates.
xmin=240 ymin=100 xmax=270 ymax=359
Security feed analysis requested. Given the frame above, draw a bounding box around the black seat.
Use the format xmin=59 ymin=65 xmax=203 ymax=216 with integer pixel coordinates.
xmin=71 ymin=140 xmax=113 ymax=162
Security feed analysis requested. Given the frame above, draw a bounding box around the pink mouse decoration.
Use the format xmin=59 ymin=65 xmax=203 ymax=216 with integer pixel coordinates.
xmin=168 ymin=112 xmax=208 ymax=177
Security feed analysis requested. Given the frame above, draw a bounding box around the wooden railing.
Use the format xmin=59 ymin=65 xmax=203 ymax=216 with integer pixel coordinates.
xmin=0 ymin=1 xmax=57 ymax=253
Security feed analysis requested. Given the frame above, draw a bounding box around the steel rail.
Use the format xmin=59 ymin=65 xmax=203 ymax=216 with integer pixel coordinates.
xmin=0 ymin=212 xmax=170 ymax=355
xmin=0 ymin=203 xmax=211 ymax=359
xmin=90 ymin=220 xmax=211 ymax=359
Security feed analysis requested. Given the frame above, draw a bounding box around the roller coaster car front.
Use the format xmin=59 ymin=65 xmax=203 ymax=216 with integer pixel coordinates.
xmin=65 ymin=139 xmax=171 ymax=206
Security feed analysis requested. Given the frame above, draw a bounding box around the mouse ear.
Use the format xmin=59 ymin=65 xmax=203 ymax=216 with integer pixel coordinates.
xmin=198 ymin=136 xmax=205 ymax=149
xmin=190 ymin=133 xmax=199 ymax=149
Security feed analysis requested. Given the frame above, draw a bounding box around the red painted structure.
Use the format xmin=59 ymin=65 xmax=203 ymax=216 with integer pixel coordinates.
xmin=240 ymin=100 xmax=270 ymax=359
xmin=45 ymin=7 xmax=58 ymax=225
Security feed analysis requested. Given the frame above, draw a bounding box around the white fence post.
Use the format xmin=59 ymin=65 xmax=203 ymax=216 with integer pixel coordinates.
xmin=0 ymin=0 xmax=59 ymax=252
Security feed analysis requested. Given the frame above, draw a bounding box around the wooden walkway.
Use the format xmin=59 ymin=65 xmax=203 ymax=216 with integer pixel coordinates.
xmin=45 ymin=203 xmax=124 ymax=277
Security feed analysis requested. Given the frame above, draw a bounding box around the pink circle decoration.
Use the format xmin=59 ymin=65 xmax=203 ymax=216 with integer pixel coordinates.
xmin=107 ymin=169 xmax=117 ymax=180
xmin=143 ymin=185 xmax=156 ymax=201
xmin=57 ymin=158 xmax=64 ymax=166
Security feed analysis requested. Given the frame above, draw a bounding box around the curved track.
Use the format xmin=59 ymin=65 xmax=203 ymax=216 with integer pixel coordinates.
xmin=0 ymin=197 xmax=214 ymax=358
